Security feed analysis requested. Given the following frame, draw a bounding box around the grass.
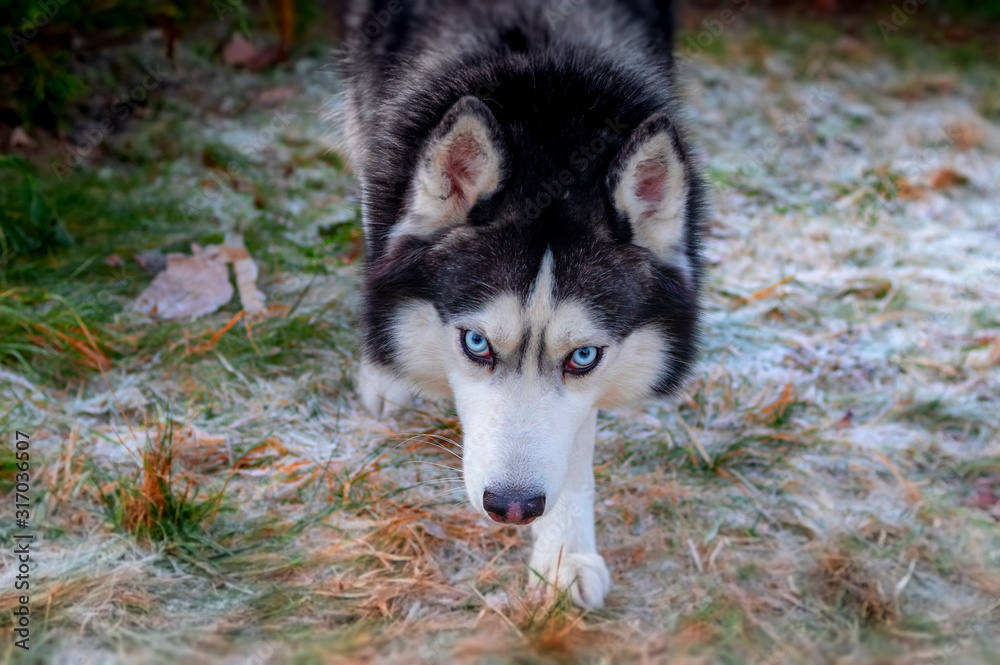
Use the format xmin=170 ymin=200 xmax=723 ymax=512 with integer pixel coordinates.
xmin=96 ymin=419 xmax=231 ymax=547
xmin=0 ymin=12 xmax=998 ymax=665
xmin=0 ymin=156 xmax=72 ymax=258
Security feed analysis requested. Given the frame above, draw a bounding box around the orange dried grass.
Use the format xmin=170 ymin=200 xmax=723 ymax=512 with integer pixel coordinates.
xmin=121 ymin=426 xmax=176 ymax=535
xmin=811 ymin=548 xmax=898 ymax=626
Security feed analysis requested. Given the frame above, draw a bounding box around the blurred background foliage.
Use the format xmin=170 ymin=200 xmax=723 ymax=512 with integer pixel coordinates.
xmin=3 ymin=1 xmax=202 ymax=129
xmin=0 ymin=0 xmax=330 ymax=130
xmin=0 ymin=0 xmax=997 ymax=258
xmin=2 ymin=0 xmax=998 ymax=133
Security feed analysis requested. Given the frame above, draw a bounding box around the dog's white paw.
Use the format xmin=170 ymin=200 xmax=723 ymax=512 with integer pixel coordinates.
xmin=358 ymin=361 xmax=412 ymax=419
xmin=530 ymin=551 xmax=611 ymax=610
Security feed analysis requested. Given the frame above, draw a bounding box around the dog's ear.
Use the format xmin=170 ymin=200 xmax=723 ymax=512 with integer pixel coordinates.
xmin=394 ymin=96 xmax=506 ymax=240
xmin=608 ymin=112 xmax=693 ymax=279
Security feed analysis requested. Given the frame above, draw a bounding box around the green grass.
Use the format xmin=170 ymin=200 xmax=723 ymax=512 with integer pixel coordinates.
xmin=0 ymin=449 xmax=19 ymax=494
xmin=95 ymin=419 xmax=233 ymax=547
xmin=0 ymin=288 xmax=125 ymax=381
xmin=0 ymin=156 xmax=72 ymax=259
xmin=0 ymin=121 xmax=359 ymax=382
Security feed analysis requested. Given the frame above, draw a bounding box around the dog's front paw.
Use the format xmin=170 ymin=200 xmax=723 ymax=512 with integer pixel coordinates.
xmin=358 ymin=361 xmax=412 ymax=419
xmin=530 ymin=551 xmax=611 ymax=610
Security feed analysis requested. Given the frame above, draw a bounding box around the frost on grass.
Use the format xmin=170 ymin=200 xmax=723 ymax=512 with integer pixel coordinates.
xmin=1 ymin=24 xmax=999 ymax=665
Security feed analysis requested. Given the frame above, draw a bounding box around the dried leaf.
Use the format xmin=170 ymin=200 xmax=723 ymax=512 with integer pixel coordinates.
xmin=223 ymin=232 xmax=266 ymax=317
xmin=929 ymin=167 xmax=969 ymax=190
xmin=132 ymin=244 xmax=234 ymax=319
xmin=946 ymin=120 xmax=985 ymax=151
xmin=9 ymin=127 xmax=36 ymax=150
xmin=103 ymin=253 xmax=125 ymax=268
xmin=253 ymin=85 xmax=299 ymax=106
xmin=222 ymin=34 xmax=258 ymax=67
xmin=134 ymin=249 xmax=166 ymax=277
xmin=222 ymin=34 xmax=285 ymax=70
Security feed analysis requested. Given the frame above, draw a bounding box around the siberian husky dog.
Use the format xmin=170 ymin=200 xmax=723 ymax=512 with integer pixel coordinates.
xmin=340 ymin=0 xmax=704 ymax=608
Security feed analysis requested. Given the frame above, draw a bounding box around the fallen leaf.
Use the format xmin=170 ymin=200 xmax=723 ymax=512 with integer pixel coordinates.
xmin=222 ymin=33 xmax=258 ymax=67
xmin=223 ymin=232 xmax=266 ymax=317
xmin=929 ymin=167 xmax=969 ymax=190
xmin=9 ymin=127 xmax=36 ymax=150
xmin=103 ymin=253 xmax=125 ymax=268
xmin=222 ymin=34 xmax=285 ymax=70
xmin=132 ymin=244 xmax=234 ymax=319
xmin=253 ymin=85 xmax=299 ymax=106
xmin=895 ymin=178 xmax=925 ymax=200
xmin=892 ymin=75 xmax=957 ymax=101
xmin=134 ymin=249 xmax=166 ymax=277
xmin=946 ymin=120 xmax=985 ymax=151
xmin=244 ymin=44 xmax=286 ymax=71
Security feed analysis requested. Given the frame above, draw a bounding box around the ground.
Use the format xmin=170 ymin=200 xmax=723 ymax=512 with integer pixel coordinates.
xmin=1 ymin=16 xmax=999 ymax=665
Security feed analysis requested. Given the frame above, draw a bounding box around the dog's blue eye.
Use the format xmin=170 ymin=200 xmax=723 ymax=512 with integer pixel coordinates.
xmin=462 ymin=330 xmax=492 ymax=360
xmin=566 ymin=346 xmax=601 ymax=374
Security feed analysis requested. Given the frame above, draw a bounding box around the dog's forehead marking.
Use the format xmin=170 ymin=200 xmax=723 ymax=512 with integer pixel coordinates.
xmin=460 ymin=249 xmax=608 ymax=369
xmin=464 ymin=249 xmax=556 ymax=351
xmin=525 ymin=248 xmax=556 ymax=325
xmin=518 ymin=249 xmax=556 ymax=372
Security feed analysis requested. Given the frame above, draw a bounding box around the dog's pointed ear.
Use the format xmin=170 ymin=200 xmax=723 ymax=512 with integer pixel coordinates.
xmin=608 ymin=113 xmax=693 ymax=279
xmin=394 ymin=96 xmax=506 ymax=240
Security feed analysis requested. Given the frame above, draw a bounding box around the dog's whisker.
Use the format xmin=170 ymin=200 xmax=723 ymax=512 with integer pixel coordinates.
xmin=414 ymin=486 xmax=470 ymax=509
xmin=401 ymin=459 xmax=462 ymax=473
xmin=381 ymin=432 xmax=462 ymax=460
xmin=399 ymin=429 xmax=464 ymax=450
xmin=407 ymin=431 xmax=461 ymax=445
xmin=417 ymin=432 xmax=464 ymax=449
xmin=405 ymin=477 xmax=465 ymax=489
xmin=415 ymin=439 xmax=465 ymax=460
xmin=411 ymin=439 xmax=465 ymax=461
xmin=386 ymin=431 xmax=464 ymax=458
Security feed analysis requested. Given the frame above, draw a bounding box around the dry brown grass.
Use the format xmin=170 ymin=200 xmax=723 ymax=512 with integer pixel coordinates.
xmin=2 ymin=16 xmax=999 ymax=665
xmin=810 ymin=547 xmax=899 ymax=626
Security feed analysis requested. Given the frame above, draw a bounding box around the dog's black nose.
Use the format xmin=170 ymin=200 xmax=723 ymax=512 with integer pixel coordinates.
xmin=483 ymin=489 xmax=545 ymax=526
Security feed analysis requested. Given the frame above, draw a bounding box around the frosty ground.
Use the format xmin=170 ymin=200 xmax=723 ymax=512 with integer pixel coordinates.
xmin=1 ymin=18 xmax=999 ymax=665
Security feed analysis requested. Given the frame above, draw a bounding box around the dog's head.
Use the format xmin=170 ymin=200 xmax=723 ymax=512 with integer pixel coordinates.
xmin=364 ymin=96 xmax=703 ymax=524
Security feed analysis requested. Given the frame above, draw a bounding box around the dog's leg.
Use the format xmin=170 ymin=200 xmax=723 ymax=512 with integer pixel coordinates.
xmin=528 ymin=408 xmax=611 ymax=609
xmin=358 ymin=358 xmax=413 ymax=418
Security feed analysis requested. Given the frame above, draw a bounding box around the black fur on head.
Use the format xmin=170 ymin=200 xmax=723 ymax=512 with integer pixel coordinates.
xmin=346 ymin=0 xmax=705 ymax=399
